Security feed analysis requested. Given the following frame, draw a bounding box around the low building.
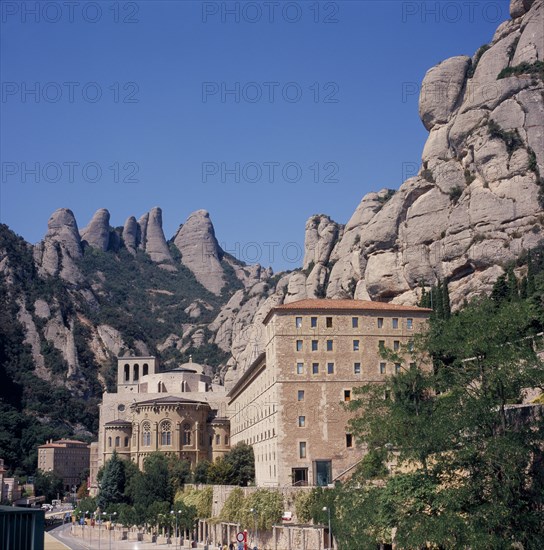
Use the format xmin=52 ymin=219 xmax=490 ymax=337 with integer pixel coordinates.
xmin=37 ymin=439 xmax=90 ymax=492
xmin=0 ymin=458 xmax=21 ymax=503
xmin=228 ymin=299 xmax=431 ymax=487
xmin=93 ymin=356 xmax=230 ymax=485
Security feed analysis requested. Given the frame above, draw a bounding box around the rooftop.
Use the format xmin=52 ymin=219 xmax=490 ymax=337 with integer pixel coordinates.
xmin=131 ymin=395 xmax=208 ymax=407
xmin=263 ymin=298 xmax=432 ymax=323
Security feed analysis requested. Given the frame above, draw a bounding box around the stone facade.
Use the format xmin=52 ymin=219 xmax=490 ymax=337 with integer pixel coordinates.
xmin=94 ymin=356 xmax=230 ymax=487
xmin=228 ymin=299 xmax=431 ymax=487
xmin=37 ymin=439 xmax=90 ymax=491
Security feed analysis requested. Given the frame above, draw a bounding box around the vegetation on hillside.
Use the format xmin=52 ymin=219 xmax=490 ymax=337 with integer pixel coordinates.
xmin=0 ymin=223 xmax=241 ymax=476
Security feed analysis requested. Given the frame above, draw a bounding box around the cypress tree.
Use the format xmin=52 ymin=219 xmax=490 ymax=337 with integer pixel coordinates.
xmin=442 ymin=279 xmax=451 ymax=319
xmin=97 ymin=450 xmax=125 ymax=510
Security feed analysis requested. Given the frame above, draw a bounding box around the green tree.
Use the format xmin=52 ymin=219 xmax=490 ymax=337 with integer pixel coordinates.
xmin=97 ymin=451 xmax=125 ymax=510
xmin=168 ymin=456 xmax=192 ymax=492
xmin=223 ymin=442 xmax=255 ymax=486
xmin=193 ymin=460 xmax=211 ymax=484
xmin=34 ymin=470 xmax=64 ymax=502
xmin=344 ymin=297 xmax=544 ymax=549
xmin=130 ymin=452 xmax=173 ymax=511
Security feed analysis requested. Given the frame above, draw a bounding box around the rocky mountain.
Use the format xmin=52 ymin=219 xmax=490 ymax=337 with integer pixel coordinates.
xmin=0 ymin=0 xmax=542 ymax=472
xmin=224 ymin=0 xmax=544 ymax=375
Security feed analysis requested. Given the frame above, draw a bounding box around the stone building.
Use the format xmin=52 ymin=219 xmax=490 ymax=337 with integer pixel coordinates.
xmin=93 ymin=356 xmax=230 ymax=487
xmin=0 ymin=459 xmax=21 ymax=503
xmin=37 ymin=439 xmax=90 ymax=492
xmin=228 ymin=299 xmax=431 ymax=487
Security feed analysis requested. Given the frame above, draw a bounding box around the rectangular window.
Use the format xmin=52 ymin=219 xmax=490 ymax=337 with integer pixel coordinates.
xmin=296 ymin=362 xmax=304 ymax=375
xmin=296 ymin=340 xmax=303 ymax=352
xmin=346 ymin=434 xmax=353 ymax=448
xmin=326 ymin=317 xmax=333 ymax=328
xmin=393 ymin=340 xmax=400 ymax=351
xmin=379 ymin=362 xmax=386 ymax=374
xmin=299 ymin=441 xmax=307 ymax=458
xmin=352 ymin=317 xmax=358 ymax=328
xmin=297 ymin=390 xmax=305 ymax=401
xmin=409 ymin=362 xmax=417 ymax=370
xmin=395 ymin=363 xmax=401 ymax=374
xmin=377 ymin=317 xmax=384 ymax=328
xmin=327 ymin=362 xmax=334 ymax=374
xmin=408 ymin=340 xmax=414 ymax=352
xmin=311 ymin=317 xmax=317 ymax=328
xmin=354 ymin=362 xmax=361 ymax=374
xmin=312 ymin=363 xmax=319 ymax=374
xmin=311 ymin=340 xmax=318 ymax=351
xmin=392 ymin=318 xmax=399 ymax=329
xmin=407 ymin=318 xmax=413 ymax=330
xmin=326 ymin=340 xmax=333 ymax=351
xmin=344 ymin=389 xmax=351 ymax=402
xmin=298 ymin=416 xmax=305 ymax=427
xmin=353 ymin=340 xmax=360 ymax=351
xmin=379 ymin=340 xmax=385 ymax=351
xmin=295 ymin=316 xmax=302 ymax=328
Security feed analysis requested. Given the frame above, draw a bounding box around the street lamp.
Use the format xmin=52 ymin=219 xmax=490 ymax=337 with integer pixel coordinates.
xmin=322 ymin=507 xmax=332 ymax=550
xmin=108 ymin=512 xmax=117 ymax=550
xmin=97 ymin=512 xmax=102 ymax=550
xmin=250 ymin=507 xmax=257 ymax=549
xmin=170 ymin=510 xmax=182 ymax=550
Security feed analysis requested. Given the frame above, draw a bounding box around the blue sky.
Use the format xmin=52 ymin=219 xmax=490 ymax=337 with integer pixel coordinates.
xmin=1 ymin=0 xmax=510 ymax=271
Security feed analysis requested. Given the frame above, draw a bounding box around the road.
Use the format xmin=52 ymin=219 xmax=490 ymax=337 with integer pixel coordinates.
xmin=48 ymin=523 xmax=193 ymax=550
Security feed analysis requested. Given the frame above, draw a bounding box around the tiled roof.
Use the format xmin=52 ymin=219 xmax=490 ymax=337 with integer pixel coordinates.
xmin=263 ymin=298 xmax=431 ymax=323
xmin=104 ymin=420 xmax=132 ymax=426
xmin=132 ymin=396 xmax=207 ymax=407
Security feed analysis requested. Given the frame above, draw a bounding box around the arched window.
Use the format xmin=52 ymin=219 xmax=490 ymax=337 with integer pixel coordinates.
xmin=133 ymin=364 xmax=139 ymax=381
xmin=142 ymin=422 xmax=151 ymax=447
xmin=124 ymin=436 xmax=129 ymax=447
xmin=143 ymin=363 xmax=149 ymax=376
xmin=108 ymin=437 xmax=112 ymax=447
xmin=158 ymin=382 xmax=162 ymax=393
xmin=124 ymin=364 xmax=130 ymax=382
xmin=183 ymin=424 xmax=191 ymax=446
xmin=115 ymin=436 xmax=120 ymax=447
xmin=161 ymin=421 xmax=172 ymax=446
xmin=181 ymin=381 xmax=186 ymax=393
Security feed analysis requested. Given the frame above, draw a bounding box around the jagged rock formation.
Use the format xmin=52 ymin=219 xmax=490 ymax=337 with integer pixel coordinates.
xmin=173 ymin=210 xmax=225 ymax=294
xmin=33 ymin=208 xmax=84 ymax=284
xmin=80 ymin=208 xmax=110 ymax=252
xmin=1 ymin=0 xmax=542 ymax=417
xmin=139 ymin=207 xmax=176 ymax=271
xmin=223 ymin=0 xmax=544 ymax=383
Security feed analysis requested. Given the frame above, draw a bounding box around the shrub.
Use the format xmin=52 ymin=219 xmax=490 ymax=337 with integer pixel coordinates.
xmin=467 ymin=44 xmax=490 ymax=78
xmin=449 ymin=186 xmax=463 ymax=204
xmin=219 ymin=487 xmax=244 ymax=523
xmin=175 ymin=486 xmax=213 ymax=519
xmin=487 ymin=119 xmax=523 ymax=155
xmin=464 ymin=169 xmax=476 ymax=184
xmin=497 ymin=60 xmax=544 ymax=81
